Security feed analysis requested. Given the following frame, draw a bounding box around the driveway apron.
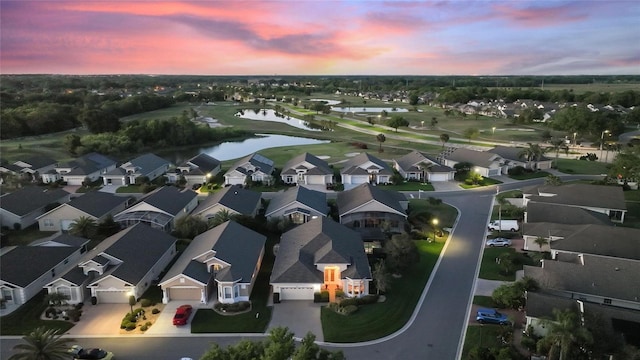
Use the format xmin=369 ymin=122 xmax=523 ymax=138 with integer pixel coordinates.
xmin=66 ymin=304 xmax=129 ymax=336
xmin=269 ymin=301 xmax=323 ymax=341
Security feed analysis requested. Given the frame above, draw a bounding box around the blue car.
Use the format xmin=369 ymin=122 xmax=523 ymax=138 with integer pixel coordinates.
xmin=476 ymin=308 xmax=510 ymax=325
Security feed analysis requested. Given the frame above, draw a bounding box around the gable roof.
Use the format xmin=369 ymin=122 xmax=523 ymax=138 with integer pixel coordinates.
xmin=181 ymin=153 xmax=220 ymax=173
xmin=443 ymin=148 xmax=502 ymax=168
xmin=18 ymin=156 xmax=57 ymax=170
xmin=282 ymin=153 xmax=332 ymax=175
xmin=161 ymin=221 xmax=266 ymax=284
xmin=270 ymin=217 xmax=371 ymax=284
xmin=0 ymin=187 xmax=70 ymax=216
xmin=488 ymin=146 xmax=551 ymax=162
xmin=225 ymin=153 xmax=274 ymax=177
xmin=90 ymin=223 xmax=176 ymax=285
xmin=525 ymin=202 xmax=612 ymax=225
xmin=265 ymin=186 xmax=328 ymax=217
xmin=525 ymin=184 xmax=626 ymax=211
xmin=551 ymin=224 xmax=640 ymax=261
xmin=138 ymin=186 xmax=197 ymax=216
xmin=193 ymin=185 xmax=261 ymax=216
xmin=340 ymin=153 xmax=392 ymax=175
xmin=523 ymin=222 xmax=586 ymax=239
xmin=337 ymin=183 xmax=407 ymax=217
xmin=118 ymin=153 xmax=169 ymax=175
xmin=524 ymin=255 xmax=640 ymax=303
xmin=58 ymin=152 xmax=116 ymax=175
xmin=40 ymin=191 xmax=127 ymax=219
xmin=394 ymin=150 xmax=438 ymax=172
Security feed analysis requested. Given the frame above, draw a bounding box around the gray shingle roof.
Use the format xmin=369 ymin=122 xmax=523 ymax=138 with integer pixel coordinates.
xmin=161 ymin=221 xmax=266 ymax=284
xmin=282 ymin=153 xmax=332 ymax=176
xmin=0 ymin=187 xmax=70 ymax=216
xmin=488 ymin=146 xmax=551 ymax=162
xmin=444 ymin=148 xmax=501 ymax=168
xmin=60 ymin=192 xmax=127 ymax=218
xmin=340 ymin=153 xmax=392 ymax=175
xmin=20 ymin=156 xmax=57 ymax=170
xmin=525 ymin=202 xmax=612 ymax=225
xmin=225 ymin=153 xmax=274 ymax=177
xmin=30 ymin=233 xmax=90 ymax=248
xmin=1 ymin=244 xmax=79 ymax=287
xmin=551 ymin=224 xmax=640 ymax=261
xmin=139 ymin=186 xmax=197 ymax=216
xmin=92 ymin=223 xmax=176 ymax=285
xmin=127 ymin=153 xmax=170 ymax=174
xmin=59 ymin=152 xmax=117 ymax=176
xmin=265 ymin=186 xmax=328 ymax=217
xmin=337 ymin=183 xmax=407 ymax=217
xmin=193 ymin=185 xmax=261 ymax=216
xmin=524 ymin=255 xmax=640 ymax=303
xmin=58 ymin=267 xmax=89 ymax=286
xmin=181 ymin=153 xmax=220 ymax=173
xmin=525 ymin=184 xmax=627 ymax=211
xmin=523 ymin=222 xmax=585 ymax=239
xmin=395 ymin=150 xmax=439 ymax=172
xmin=270 ymin=217 xmax=371 ymax=284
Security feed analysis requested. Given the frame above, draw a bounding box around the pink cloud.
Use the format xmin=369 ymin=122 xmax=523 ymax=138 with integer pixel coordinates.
xmin=491 ymin=3 xmax=589 ymax=28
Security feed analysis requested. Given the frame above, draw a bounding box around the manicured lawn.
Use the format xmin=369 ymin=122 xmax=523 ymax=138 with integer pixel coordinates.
xmin=473 ymin=296 xmax=496 ymax=308
xmin=0 ymin=291 xmax=74 ymax=335
xmin=460 ymin=177 xmax=503 ymax=189
xmin=2 ymin=226 xmax=50 ymax=246
xmin=508 ymin=171 xmax=550 ymax=180
xmin=408 ymin=199 xmax=459 ymax=228
xmin=555 ymin=158 xmax=609 ymax=175
xmin=478 ymin=247 xmax=535 ymax=281
xmin=497 ymin=190 xmax=523 ymax=198
xmin=321 ymin=240 xmax=445 ymax=342
xmin=115 ymin=185 xmax=143 ymax=193
xmin=462 ymin=325 xmax=504 ymax=358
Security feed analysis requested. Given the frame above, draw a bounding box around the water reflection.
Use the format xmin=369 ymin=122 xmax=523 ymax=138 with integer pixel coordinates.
xmin=235 ymin=109 xmax=321 ymax=131
xmin=331 ymin=106 xmax=409 ymax=113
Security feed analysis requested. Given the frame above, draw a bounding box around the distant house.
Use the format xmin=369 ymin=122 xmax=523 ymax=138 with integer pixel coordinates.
xmin=37 ymin=191 xmax=129 ymax=232
xmin=487 ymin=146 xmax=552 ymax=171
xmin=339 ymin=153 xmax=393 ymax=189
xmin=523 ymin=184 xmax=627 ymax=223
xmin=160 ymin=221 xmax=266 ymax=304
xmin=167 ymin=153 xmax=221 ymax=187
xmin=1 ymin=234 xmax=89 ymax=308
xmin=393 ymin=150 xmax=455 ymax=182
xmin=337 ymin=183 xmax=408 ymax=246
xmin=438 ymin=147 xmax=505 ymax=177
xmin=0 ymin=187 xmax=71 ymax=229
xmin=192 ymin=185 xmax=262 ymax=219
xmin=81 ymin=224 xmax=177 ymax=303
xmin=280 ymin=153 xmax=334 ymax=186
xmin=102 ymin=153 xmax=171 ymax=186
xmin=8 ymin=156 xmax=58 ymax=182
xmin=265 ymin=186 xmax=328 ymax=224
xmin=223 ymin=153 xmax=274 ymax=186
xmin=270 ymin=217 xmax=371 ymax=301
xmin=113 ymin=186 xmax=198 ymax=232
xmin=50 ymin=152 xmax=118 ymax=185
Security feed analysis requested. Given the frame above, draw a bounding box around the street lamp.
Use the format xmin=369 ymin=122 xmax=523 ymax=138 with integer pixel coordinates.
xmin=127 ymin=291 xmax=135 ymax=314
xmin=492 ymin=127 xmax=496 ymax=137
xmin=573 ymin=132 xmax=577 ymax=147
xmin=600 ymin=130 xmax=610 ymax=161
xmin=431 ymin=218 xmax=439 ymax=240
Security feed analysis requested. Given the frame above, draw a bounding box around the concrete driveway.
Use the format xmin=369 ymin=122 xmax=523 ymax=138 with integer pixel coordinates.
xmin=269 ymin=301 xmax=323 ymax=341
xmin=66 ymin=304 xmax=129 ymax=336
xmin=144 ymin=301 xmax=202 ymax=336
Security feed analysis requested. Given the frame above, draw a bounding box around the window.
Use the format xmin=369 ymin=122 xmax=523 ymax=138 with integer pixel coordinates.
xmin=604 ymin=298 xmax=612 ymax=305
xmin=224 ymin=287 xmax=232 ymax=299
xmin=43 ymin=219 xmax=54 ymax=227
xmin=234 ymin=286 xmax=239 ymax=298
xmin=609 ymin=210 xmax=624 ymax=222
xmin=57 ymin=287 xmax=72 ymax=301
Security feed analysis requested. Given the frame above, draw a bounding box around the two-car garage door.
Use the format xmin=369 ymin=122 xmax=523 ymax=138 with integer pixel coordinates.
xmin=95 ymin=290 xmax=128 ymax=303
xmin=278 ymin=286 xmax=314 ymax=300
xmin=168 ymin=287 xmax=201 ymax=301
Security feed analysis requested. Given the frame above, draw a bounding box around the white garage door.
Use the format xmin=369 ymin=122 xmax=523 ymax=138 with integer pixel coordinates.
xmin=351 ymin=175 xmax=369 ymax=184
xmin=169 ymin=287 xmax=201 ymax=301
xmin=96 ymin=290 xmax=128 ymax=303
xmin=279 ymin=286 xmax=314 ymax=300
xmin=66 ymin=177 xmax=85 ymax=186
xmin=61 ymin=220 xmax=75 ymax=231
xmin=428 ymin=173 xmax=450 ymax=182
xmin=488 ymin=168 xmax=501 ymax=176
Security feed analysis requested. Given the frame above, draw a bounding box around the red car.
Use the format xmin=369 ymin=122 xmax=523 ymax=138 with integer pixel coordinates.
xmin=172 ymin=304 xmax=193 ymax=326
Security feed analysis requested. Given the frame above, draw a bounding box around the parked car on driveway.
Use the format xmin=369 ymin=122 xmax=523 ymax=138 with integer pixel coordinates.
xmin=69 ymin=345 xmax=115 ymax=360
xmin=476 ymin=308 xmax=510 ymax=325
xmin=173 ymin=304 xmax=193 ymax=326
xmin=486 ymin=238 xmax=512 ymax=247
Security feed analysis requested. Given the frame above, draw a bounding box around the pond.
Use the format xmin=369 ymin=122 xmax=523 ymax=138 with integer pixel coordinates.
xmin=330 ymin=106 xmax=409 ymax=113
xmin=235 ymin=109 xmax=321 ymax=131
xmin=164 ymin=134 xmax=330 ymax=163
xmin=309 ymin=99 xmax=341 ymax=105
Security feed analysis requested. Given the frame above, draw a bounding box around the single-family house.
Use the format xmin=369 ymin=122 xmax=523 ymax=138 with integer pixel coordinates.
xmin=270 ymin=217 xmax=372 ymax=301
xmin=223 ymin=153 xmax=274 ymax=186
xmin=439 ymin=147 xmax=505 ymax=177
xmin=340 ymin=153 xmax=393 ymax=188
xmin=53 ymin=152 xmax=118 ymax=185
xmin=0 ymin=187 xmax=71 ymax=229
xmin=487 ymin=146 xmax=553 ymax=171
xmin=102 ymin=153 xmax=171 ymax=186
xmin=0 ymin=233 xmax=89 ymax=308
xmin=265 ymin=186 xmax=328 ymax=224
xmin=167 ymin=153 xmax=221 ymax=187
xmin=82 ymin=223 xmax=177 ymax=303
xmin=523 ymin=184 xmax=627 ymax=223
xmin=159 ymin=220 xmax=266 ymax=304
xmin=549 ymin=225 xmax=640 ymax=261
xmin=37 ymin=191 xmax=129 ymax=232
xmin=524 ymin=202 xmax=613 ymax=226
xmin=393 ymin=150 xmax=455 ymax=182
xmin=280 ymin=153 xmax=334 ymax=186
xmin=10 ymin=156 xmax=58 ymax=182
xmin=113 ymin=186 xmax=198 ymax=232
xmin=192 ymin=185 xmax=261 ymax=220
xmin=337 ymin=183 xmax=408 ymax=244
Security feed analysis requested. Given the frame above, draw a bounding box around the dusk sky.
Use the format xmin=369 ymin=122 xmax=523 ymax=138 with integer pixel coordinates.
xmin=1 ymin=0 xmax=639 ymax=76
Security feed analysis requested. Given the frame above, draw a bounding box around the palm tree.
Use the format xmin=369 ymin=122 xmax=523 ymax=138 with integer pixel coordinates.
xmin=534 ymin=236 xmax=549 ymax=251
xmin=9 ymin=327 xmax=74 ymax=360
xmin=376 ymin=133 xmax=386 ymax=152
xmin=518 ymin=142 xmax=544 ymax=170
xmin=208 ymin=209 xmax=234 ymax=228
xmin=541 ymin=308 xmax=593 ymax=360
xmin=68 ymin=216 xmax=96 ymax=239
xmin=548 ymin=139 xmax=569 ymax=168
xmin=439 ymin=133 xmax=450 ymax=148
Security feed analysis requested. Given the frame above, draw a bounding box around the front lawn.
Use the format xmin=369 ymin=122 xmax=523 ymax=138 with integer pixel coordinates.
xmin=461 ymin=325 xmax=505 ymax=358
xmin=555 ymin=158 xmax=609 ymax=175
xmin=321 ymin=240 xmax=445 ymax=342
xmin=2 ymin=225 xmax=50 ymax=246
xmin=0 ymin=291 xmax=74 ymax=335
xmin=478 ymin=247 xmax=535 ymax=281
xmin=115 ymin=185 xmax=142 ymax=193
xmin=473 ymin=296 xmax=496 ymax=308
xmin=460 ymin=177 xmax=502 ymax=189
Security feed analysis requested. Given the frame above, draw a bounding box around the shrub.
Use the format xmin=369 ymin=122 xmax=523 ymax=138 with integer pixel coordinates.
xmin=342 ymin=305 xmax=358 ymax=315
xmin=151 ymin=308 xmax=160 ymax=314
xmin=45 ymin=307 xmax=57 ymax=318
xmin=145 ymin=321 xmax=152 ymax=327
xmin=140 ymin=325 xmax=149 ymax=331
xmin=140 ymin=298 xmax=152 ymax=307
xmin=125 ymin=322 xmax=137 ymax=331
xmin=335 ymin=289 xmax=345 ymax=298
xmin=314 ymin=291 xmax=329 ymax=303
xmin=339 ymin=298 xmax=358 ymax=307
xmin=508 ymin=166 xmax=526 ymax=176
xmin=356 ymin=294 xmax=379 ymax=305
xmin=67 ymin=309 xmax=81 ymax=322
